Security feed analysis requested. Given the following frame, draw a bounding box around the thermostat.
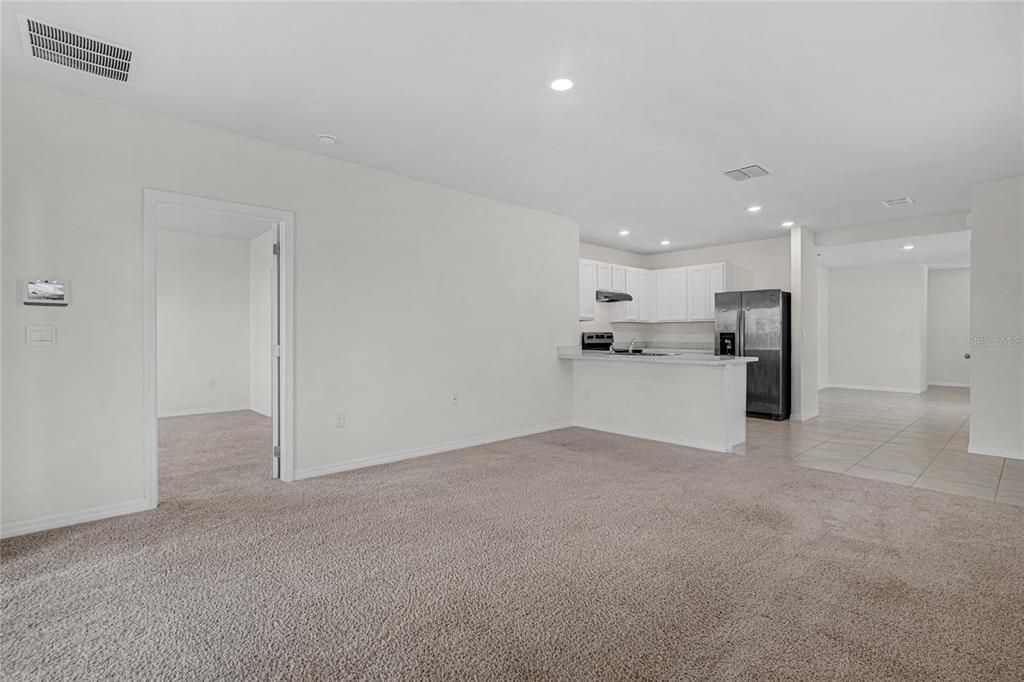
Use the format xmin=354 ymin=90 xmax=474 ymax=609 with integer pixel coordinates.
xmin=23 ymin=280 xmax=69 ymax=306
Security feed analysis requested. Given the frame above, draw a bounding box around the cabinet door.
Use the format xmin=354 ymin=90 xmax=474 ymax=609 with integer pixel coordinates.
xmin=596 ymin=263 xmax=612 ymax=291
xmin=655 ymin=269 xmax=687 ymax=322
xmin=638 ymin=269 xmax=654 ymax=322
xmin=611 ymin=265 xmax=627 ymax=292
xmin=579 ymin=261 xmax=596 ymax=321
xmin=624 ymin=268 xmax=640 ymax=322
xmin=706 ymin=263 xmax=727 ymax=320
xmin=687 ymin=265 xmax=709 ymax=321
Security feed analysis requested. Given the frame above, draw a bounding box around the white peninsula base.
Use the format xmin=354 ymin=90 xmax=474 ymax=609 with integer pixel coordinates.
xmin=559 ymin=348 xmax=755 ymax=453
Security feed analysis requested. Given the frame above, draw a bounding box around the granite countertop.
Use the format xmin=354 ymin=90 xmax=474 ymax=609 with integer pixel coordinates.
xmin=556 ymin=346 xmax=757 ymax=367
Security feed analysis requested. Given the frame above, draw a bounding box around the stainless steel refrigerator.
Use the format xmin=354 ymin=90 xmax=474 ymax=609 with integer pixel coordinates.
xmin=714 ymin=289 xmax=791 ymax=420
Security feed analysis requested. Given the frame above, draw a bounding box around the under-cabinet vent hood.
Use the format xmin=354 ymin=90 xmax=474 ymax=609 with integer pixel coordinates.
xmin=595 ymin=290 xmax=633 ymax=303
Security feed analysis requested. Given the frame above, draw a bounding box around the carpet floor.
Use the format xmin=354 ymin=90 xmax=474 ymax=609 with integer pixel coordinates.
xmin=3 ymin=411 xmax=1024 ymax=680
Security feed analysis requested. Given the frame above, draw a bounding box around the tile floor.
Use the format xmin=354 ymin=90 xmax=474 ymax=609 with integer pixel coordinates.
xmin=737 ymin=386 xmax=1023 ymax=505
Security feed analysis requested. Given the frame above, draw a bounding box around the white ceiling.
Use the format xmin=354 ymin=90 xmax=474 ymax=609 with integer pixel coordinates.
xmin=157 ymin=203 xmax=274 ymax=241
xmin=4 ymin=3 xmax=1021 ymax=253
xmin=818 ymin=230 xmax=971 ymax=271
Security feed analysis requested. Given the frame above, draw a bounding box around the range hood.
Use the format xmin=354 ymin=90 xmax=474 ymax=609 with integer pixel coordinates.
xmin=595 ymin=289 xmax=633 ymax=303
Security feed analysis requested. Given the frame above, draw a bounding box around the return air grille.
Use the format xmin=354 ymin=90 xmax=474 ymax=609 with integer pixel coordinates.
xmin=881 ymin=196 xmax=915 ymax=208
xmin=723 ymin=164 xmax=770 ymax=182
xmin=19 ymin=15 xmax=133 ymax=82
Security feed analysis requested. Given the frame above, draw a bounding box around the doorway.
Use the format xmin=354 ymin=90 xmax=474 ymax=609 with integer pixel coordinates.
xmin=143 ymin=189 xmax=295 ymax=510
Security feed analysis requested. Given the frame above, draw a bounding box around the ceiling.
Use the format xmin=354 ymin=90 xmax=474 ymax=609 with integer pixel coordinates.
xmin=157 ymin=203 xmax=274 ymax=241
xmin=4 ymin=3 xmax=1021 ymax=253
xmin=817 ymin=230 xmax=971 ymax=271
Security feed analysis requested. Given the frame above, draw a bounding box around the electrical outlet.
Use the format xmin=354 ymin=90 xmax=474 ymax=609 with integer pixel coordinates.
xmin=450 ymin=393 xmax=459 ymax=406
xmin=335 ymin=412 xmax=346 ymax=428
xmin=208 ymin=378 xmax=216 ymax=389
xmin=583 ymin=388 xmax=592 ymax=400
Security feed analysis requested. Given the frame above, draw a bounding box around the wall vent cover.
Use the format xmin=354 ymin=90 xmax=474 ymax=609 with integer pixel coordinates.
xmin=18 ymin=15 xmax=133 ymax=83
xmin=881 ymin=196 xmax=915 ymax=208
xmin=723 ymin=164 xmax=770 ymax=182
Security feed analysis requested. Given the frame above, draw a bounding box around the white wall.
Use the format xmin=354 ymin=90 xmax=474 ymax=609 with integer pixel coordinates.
xmin=579 ymin=236 xmax=790 ymax=344
xmin=969 ymin=176 xmax=1023 ymax=459
xmin=817 ymin=266 xmax=829 ymax=389
xmin=157 ymin=230 xmax=251 ymax=416
xmin=828 ymin=263 xmax=929 ymax=393
xmin=249 ymin=231 xmax=274 ymax=417
xmin=927 ymin=268 xmax=971 ymax=387
xmin=1 ymin=79 xmax=578 ymax=529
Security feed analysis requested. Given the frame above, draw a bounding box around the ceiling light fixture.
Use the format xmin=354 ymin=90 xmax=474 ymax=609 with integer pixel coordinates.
xmin=660 ymin=240 xmax=671 ymax=246
xmin=550 ymin=78 xmax=574 ymax=92
xmin=316 ymin=134 xmax=337 ymax=145
xmin=618 ymin=230 xmax=630 ymax=236
xmin=747 ymin=205 xmax=763 ymax=213
xmin=902 ymin=244 xmax=915 ymax=251
xmin=781 ymin=220 xmax=795 ymax=228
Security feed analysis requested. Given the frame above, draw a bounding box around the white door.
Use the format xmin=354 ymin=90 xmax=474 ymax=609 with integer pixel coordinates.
xmin=687 ymin=266 xmax=709 ymax=321
xmin=271 ymin=223 xmax=282 ymax=479
xmin=624 ymin=268 xmax=640 ymax=322
xmin=596 ymin=263 xmax=612 ymax=291
xmin=579 ymin=261 xmax=596 ymax=321
xmin=656 ymin=269 xmax=687 ymax=321
xmin=638 ymin=269 xmax=654 ymax=322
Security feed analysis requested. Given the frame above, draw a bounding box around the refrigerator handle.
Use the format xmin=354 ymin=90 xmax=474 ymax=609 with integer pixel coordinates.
xmin=737 ymin=308 xmax=745 ymax=357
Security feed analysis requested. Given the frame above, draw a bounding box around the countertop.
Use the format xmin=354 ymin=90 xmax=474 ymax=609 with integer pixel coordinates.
xmin=557 ymin=346 xmax=757 ymax=367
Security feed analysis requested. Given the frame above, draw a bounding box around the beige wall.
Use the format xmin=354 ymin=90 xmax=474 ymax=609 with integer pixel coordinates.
xmin=969 ymin=176 xmax=1023 ymax=458
xmin=927 ymin=268 xmax=971 ymax=387
xmin=1 ymin=79 xmax=579 ymax=529
xmin=828 ymin=263 xmax=929 ymax=393
xmin=157 ymin=230 xmax=251 ymax=415
xmin=579 ymin=236 xmax=791 ymax=344
xmin=249 ymin=231 xmax=274 ymax=417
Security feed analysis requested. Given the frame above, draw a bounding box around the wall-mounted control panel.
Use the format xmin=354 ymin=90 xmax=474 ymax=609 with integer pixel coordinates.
xmin=26 ymin=325 xmax=57 ymax=346
xmin=23 ymin=280 xmax=69 ymax=306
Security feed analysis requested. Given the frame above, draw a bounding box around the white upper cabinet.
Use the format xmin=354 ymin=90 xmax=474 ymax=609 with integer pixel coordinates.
xmin=655 ymin=268 xmax=688 ymax=322
xmin=579 ymin=260 xmax=596 ymax=321
xmin=578 ymin=259 xmax=730 ymax=324
xmin=687 ymin=265 xmax=710 ymax=321
xmin=596 ymin=263 xmax=612 ymax=292
xmin=637 ymin=269 xmax=656 ymax=322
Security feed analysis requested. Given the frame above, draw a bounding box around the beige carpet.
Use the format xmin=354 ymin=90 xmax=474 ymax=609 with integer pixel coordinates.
xmin=3 ymin=412 xmax=1024 ymax=680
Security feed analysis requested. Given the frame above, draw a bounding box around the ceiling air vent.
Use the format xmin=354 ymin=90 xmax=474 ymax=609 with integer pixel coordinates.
xmin=18 ymin=15 xmax=133 ymax=83
xmin=881 ymin=196 xmax=915 ymax=208
xmin=723 ymin=164 xmax=770 ymax=182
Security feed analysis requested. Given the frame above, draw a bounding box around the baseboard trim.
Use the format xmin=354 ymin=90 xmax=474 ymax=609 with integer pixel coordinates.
xmin=968 ymin=441 xmax=1023 ymax=460
xmin=928 ymin=382 xmax=970 ymax=388
xmin=826 ymin=383 xmax=925 ymax=394
xmin=791 ymin=410 xmax=819 ymax=422
xmin=249 ymin=406 xmax=272 ymax=417
xmin=158 ymin=405 xmax=250 ymax=418
xmin=1 ymin=498 xmax=150 ymax=539
xmin=572 ymin=422 xmax=737 ymax=454
xmin=293 ymin=422 xmax=573 ymax=480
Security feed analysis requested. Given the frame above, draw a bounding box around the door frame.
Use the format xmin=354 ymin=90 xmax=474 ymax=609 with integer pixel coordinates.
xmin=142 ymin=189 xmax=296 ymax=510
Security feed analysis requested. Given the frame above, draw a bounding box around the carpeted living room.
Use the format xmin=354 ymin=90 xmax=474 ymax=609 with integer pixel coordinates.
xmin=3 ymin=2 xmax=1023 ymax=680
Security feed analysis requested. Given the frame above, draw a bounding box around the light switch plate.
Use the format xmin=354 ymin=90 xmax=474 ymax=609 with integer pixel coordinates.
xmin=26 ymin=325 xmax=57 ymax=346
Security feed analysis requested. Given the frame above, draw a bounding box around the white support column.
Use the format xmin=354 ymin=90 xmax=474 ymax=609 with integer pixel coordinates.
xmin=790 ymin=226 xmax=819 ymax=421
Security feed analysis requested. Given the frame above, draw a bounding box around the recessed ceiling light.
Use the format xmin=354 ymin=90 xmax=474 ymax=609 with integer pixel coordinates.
xmin=902 ymin=244 xmax=915 ymax=251
xmin=550 ymin=78 xmax=574 ymax=92
xmin=747 ymin=205 xmax=763 ymax=213
xmin=618 ymin=230 xmax=630 ymax=236
xmin=660 ymin=240 xmax=671 ymax=246
xmin=781 ymin=220 xmax=795 ymax=228
xmin=316 ymin=133 xmax=337 ymax=145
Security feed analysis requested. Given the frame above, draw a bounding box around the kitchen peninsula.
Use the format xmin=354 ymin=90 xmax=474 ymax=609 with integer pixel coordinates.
xmin=558 ymin=347 xmax=757 ymax=453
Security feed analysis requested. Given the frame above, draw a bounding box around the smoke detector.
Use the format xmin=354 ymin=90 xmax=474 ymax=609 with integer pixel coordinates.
xmin=881 ymin=196 xmax=915 ymax=208
xmin=723 ymin=164 xmax=770 ymax=182
xmin=18 ymin=15 xmax=133 ymax=83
